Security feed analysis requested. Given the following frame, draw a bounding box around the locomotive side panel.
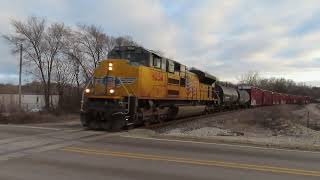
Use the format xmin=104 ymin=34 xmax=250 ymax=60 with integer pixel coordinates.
xmin=139 ymin=66 xmax=167 ymax=99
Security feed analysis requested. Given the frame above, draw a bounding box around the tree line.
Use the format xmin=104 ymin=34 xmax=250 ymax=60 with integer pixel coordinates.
xmin=3 ymin=16 xmax=138 ymax=111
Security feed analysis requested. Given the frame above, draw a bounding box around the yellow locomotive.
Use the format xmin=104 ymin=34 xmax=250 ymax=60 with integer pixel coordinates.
xmin=81 ymin=46 xmax=218 ymax=130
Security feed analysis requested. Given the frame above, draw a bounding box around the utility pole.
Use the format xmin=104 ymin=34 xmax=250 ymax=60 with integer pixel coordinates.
xmin=18 ymin=44 xmax=22 ymax=111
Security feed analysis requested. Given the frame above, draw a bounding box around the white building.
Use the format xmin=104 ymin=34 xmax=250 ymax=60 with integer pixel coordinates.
xmin=0 ymin=94 xmax=59 ymax=112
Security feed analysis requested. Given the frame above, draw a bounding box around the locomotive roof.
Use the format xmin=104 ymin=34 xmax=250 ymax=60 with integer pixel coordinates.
xmin=112 ymin=46 xmax=167 ymax=59
xmin=111 ymin=46 xmax=217 ymax=83
xmin=189 ymin=68 xmax=217 ymax=84
xmin=113 ymin=46 xmax=184 ymax=65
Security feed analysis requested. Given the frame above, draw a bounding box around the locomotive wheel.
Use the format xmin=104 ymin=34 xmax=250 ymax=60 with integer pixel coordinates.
xmin=110 ymin=118 xmax=126 ymax=132
xmin=80 ymin=112 xmax=90 ymax=127
xmin=101 ymin=121 xmax=112 ymax=131
xmin=144 ymin=121 xmax=151 ymax=127
xmin=80 ymin=116 xmax=88 ymax=127
xmin=159 ymin=117 xmax=165 ymax=124
xmin=88 ymin=120 xmax=101 ymax=130
xmin=81 ymin=112 xmax=98 ymax=130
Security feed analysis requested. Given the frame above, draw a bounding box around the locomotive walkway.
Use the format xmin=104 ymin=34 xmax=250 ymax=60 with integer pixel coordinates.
xmin=0 ymin=123 xmax=318 ymax=179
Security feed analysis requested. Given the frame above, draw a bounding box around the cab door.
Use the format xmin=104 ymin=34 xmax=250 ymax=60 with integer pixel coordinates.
xmin=166 ymin=60 xmax=180 ymax=98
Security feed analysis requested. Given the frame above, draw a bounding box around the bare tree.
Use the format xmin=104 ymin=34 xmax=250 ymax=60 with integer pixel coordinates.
xmin=77 ymin=25 xmax=111 ymax=70
xmin=63 ymin=32 xmax=90 ymax=81
xmin=238 ymin=71 xmax=261 ymax=86
xmin=115 ymin=35 xmax=138 ymax=47
xmin=54 ymin=57 xmax=73 ymax=109
xmin=3 ymin=16 xmax=69 ymax=111
xmin=66 ymin=25 xmax=138 ymax=80
xmin=43 ymin=23 xmax=69 ymax=110
xmin=64 ymin=24 xmax=118 ymax=82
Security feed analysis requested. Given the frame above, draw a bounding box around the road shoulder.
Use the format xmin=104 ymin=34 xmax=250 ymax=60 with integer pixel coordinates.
xmin=122 ymin=129 xmax=320 ymax=152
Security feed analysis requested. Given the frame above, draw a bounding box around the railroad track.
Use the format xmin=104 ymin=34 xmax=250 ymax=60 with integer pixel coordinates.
xmin=144 ymin=108 xmax=250 ymax=130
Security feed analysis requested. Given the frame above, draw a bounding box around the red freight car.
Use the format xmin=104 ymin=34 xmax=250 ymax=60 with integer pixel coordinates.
xmin=262 ymin=90 xmax=273 ymax=105
xmin=297 ymin=96 xmax=302 ymax=104
xmin=297 ymin=96 xmax=308 ymax=104
xmin=287 ymin=95 xmax=293 ymax=104
xmin=286 ymin=94 xmax=290 ymax=104
xmin=278 ymin=93 xmax=285 ymax=104
xmin=283 ymin=94 xmax=288 ymax=104
xmin=296 ymin=95 xmax=302 ymax=104
xmin=278 ymin=94 xmax=282 ymax=104
xmin=306 ymin=96 xmax=311 ymax=104
xmin=238 ymin=86 xmax=311 ymax=106
xmin=292 ymin=95 xmax=298 ymax=104
xmin=272 ymin=93 xmax=281 ymax=105
xmin=238 ymin=86 xmax=264 ymax=106
xmin=287 ymin=95 xmax=292 ymax=104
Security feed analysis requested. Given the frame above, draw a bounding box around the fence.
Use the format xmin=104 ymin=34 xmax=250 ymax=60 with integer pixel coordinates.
xmin=0 ymin=94 xmax=59 ymax=112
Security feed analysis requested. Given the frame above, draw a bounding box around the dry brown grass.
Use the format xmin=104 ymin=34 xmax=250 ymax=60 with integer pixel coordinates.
xmin=0 ymin=112 xmax=78 ymax=124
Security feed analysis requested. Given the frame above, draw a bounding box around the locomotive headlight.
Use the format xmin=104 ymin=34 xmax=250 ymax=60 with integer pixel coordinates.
xmin=85 ymin=88 xmax=90 ymax=93
xmin=109 ymin=89 xmax=115 ymax=94
xmin=108 ymin=62 xmax=113 ymax=71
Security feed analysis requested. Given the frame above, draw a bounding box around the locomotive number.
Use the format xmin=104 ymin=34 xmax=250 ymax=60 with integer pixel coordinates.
xmin=152 ymin=71 xmax=164 ymax=81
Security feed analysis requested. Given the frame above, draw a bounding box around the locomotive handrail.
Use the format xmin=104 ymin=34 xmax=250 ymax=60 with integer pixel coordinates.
xmin=118 ymin=78 xmax=136 ymax=114
xmin=118 ymin=78 xmax=132 ymax=97
xmin=80 ymin=77 xmax=94 ymax=112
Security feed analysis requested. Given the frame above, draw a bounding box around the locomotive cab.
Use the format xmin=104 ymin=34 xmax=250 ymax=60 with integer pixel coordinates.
xmin=81 ymin=47 xmax=148 ymax=130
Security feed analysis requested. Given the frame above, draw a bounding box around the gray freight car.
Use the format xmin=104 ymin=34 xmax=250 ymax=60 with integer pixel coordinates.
xmin=215 ymin=84 xmax=239 ymax=108
xmin=238 ymin=90 xmax=250 ymax=107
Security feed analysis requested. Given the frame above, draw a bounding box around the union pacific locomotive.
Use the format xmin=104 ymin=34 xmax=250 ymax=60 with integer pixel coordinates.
xmin=80 ymin=46 xmax=310 ymax=131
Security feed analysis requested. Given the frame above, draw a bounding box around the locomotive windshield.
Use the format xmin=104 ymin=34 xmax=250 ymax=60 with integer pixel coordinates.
xmin=108 ymin=46 xmax=150 ymax=66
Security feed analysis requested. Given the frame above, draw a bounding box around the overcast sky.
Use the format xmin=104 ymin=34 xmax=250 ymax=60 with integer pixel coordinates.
xmin=0 ymin=0 xmax=320 ymax=86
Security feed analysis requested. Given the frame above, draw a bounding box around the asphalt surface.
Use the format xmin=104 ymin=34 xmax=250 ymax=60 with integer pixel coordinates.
xmin=0 ymin=123 xmax=319 ymax=180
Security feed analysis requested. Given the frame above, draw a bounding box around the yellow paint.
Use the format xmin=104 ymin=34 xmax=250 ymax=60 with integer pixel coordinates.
xmin=63 ymin=146 xmax=320 ymax=177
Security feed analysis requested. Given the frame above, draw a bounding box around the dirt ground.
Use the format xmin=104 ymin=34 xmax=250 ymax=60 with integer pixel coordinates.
xmin=157 ymin=104 xmax=320 ymax=150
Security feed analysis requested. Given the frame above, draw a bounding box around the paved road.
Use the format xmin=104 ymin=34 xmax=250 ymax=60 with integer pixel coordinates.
xmin=0 ymin=124 xmax=319 ymax=180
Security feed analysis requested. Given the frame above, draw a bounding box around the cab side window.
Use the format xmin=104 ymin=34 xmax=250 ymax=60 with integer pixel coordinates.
xmin=161 ymin=58 xmax=166 ymax=71
xmin=167 ymin=60 xmax=174 ymax=73
xmin=180 ymin=65 xmax=186 ymax=87
xmin=174 ymin=63 xmax=181 ymax=72
xmin=153 ymin=56 xmax=162 ymax=69
xmin=180 ymin=65 xmax=186 ymax=72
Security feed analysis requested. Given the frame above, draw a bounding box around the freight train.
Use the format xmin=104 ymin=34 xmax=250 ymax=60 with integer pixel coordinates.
xmin=80 ymin=46 xmax=311 ymax=131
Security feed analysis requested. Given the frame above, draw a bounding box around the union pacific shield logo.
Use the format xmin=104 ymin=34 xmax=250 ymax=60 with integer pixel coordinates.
xmin=107 ymin=76 xmax=115 ymax=88
xmin=115 ymin=77 xmax=137 ymax=87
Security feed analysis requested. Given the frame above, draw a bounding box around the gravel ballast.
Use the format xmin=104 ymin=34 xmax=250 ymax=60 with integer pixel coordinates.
xmin=154 ymin=104 xmax=320 ymax=150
